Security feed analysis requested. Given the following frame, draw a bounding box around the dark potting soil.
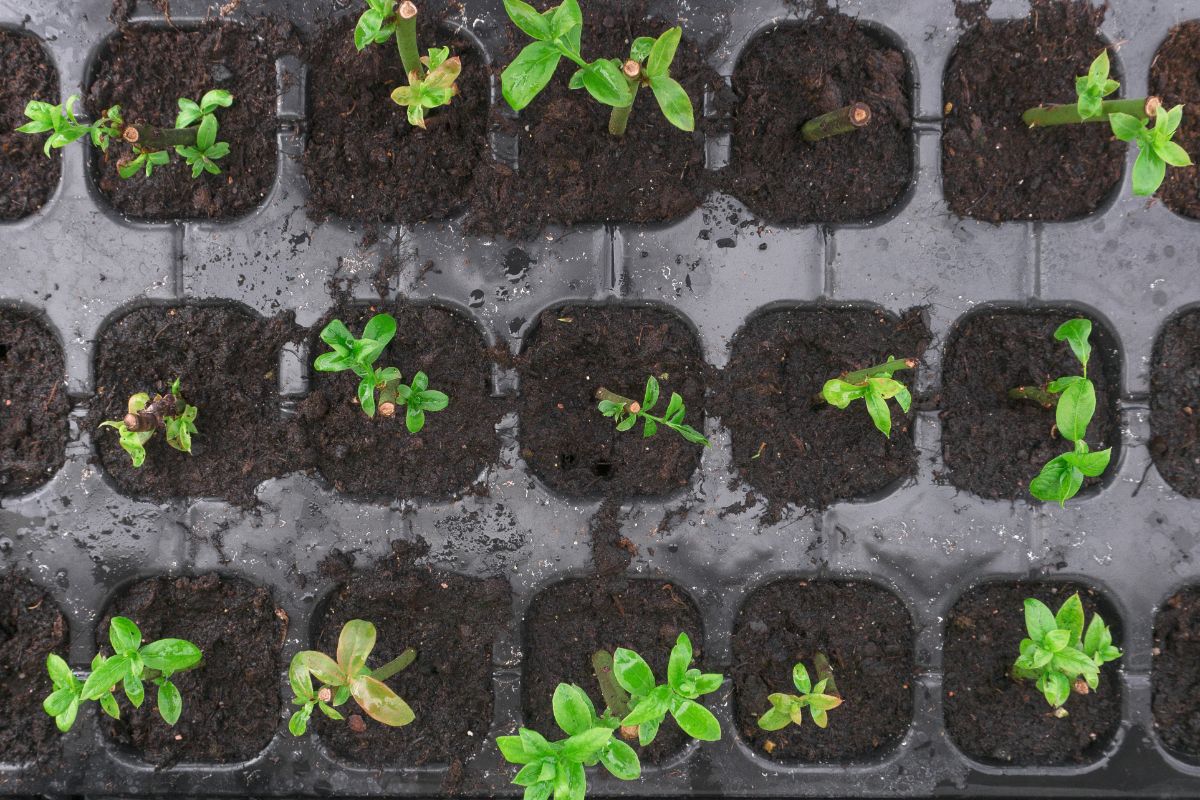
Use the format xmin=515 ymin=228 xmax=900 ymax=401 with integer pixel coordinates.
xmin=0 ymin=573 xmax=68 ymax=767
xmin=85 ymin=19 xmax=297 ymax=220
xmin=297 ymin=303 xmax=502 ymax=500
xmin=939 ymin=308 xmax=1119 ymax=501
xmin=731 ymin=579 xmax=914 ymax=763
xmin=944 ymin=581 xmax=1122 ymax=765
xmin=0 ymin=31 xmax=60 ymax=220
xmin=1151 ymin=309 xmax=1200 ymax=497
xmin=99 ymin=573 xmax=285 ymax=766
xmin=942 ymin=0 xmax=1122 ymax=221
xmin=90 ymin=304 xmax=300 ymax=506
xmin=717 ymin=307 xmax=930 ymax=515
xmin=302 ymin=12 xmax=489 ymax=224
xmin=523 ymin=576 xmax=704 ymax=765
xmin=1150 ymin=22 xmax=1200 ymax=219
xmin=723 ymin=10 xmax=913 ymax=224
xmin=517 ymin=305 xmax=709 ymax=498
xmin=0 ymin=308 xmax=69 ymax=496
xmin=1153 ymin=587 xmax=1200 ymax=758
xmin=467 ymin=1 xmax=720 ymax=240
xmin=312 ymin=541 xmax=511 ymax=767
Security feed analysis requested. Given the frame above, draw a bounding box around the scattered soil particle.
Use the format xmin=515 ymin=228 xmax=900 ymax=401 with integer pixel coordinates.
xmin=0 ymin=573 xmax=68 ymax=767
xmin=1150 ymin=22 xmax=1200 ymax=220
xmin=1150 ymin=308 xmax=1200 ymax=497
xmin=1153 ymin=587 xmax=1200 ymax=758
xmin=0 ymin=308 xmax=69 ymax=496
xmin=0 ymin=31 xmax=60 ymax=220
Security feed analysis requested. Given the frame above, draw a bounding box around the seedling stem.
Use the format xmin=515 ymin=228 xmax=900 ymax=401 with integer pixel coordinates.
xmin=801 ymin=102 xmax=871 ymax=142
xmin=608 ymin=61 xmax=643 ymax=136
xmin=594 ymin=387 xmax=640 ymax=414
xmin=1024 ymin=95 xmax=1160 ymax=128
xmin=1008 ymin=385 xmax=1059 ymax=409
xmin=591 ymin=650 xmax=637 ymax=739
xmin=841 ymin=356 xmax=916 ymax=385
xmin=370 ymin=646 xmax=417 ymax=682
xmin=396 ymin=1 xmax=422 ymax=77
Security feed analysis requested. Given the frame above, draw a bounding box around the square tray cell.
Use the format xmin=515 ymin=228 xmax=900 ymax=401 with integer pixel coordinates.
xmin=1152 ymin=586 xmax=1200 ymax=762
xmin=0 ymin=307 xmax=68 ymax=496
xmin=1149 ymin=21 xmax=1200 ymax=220
xmin=0 ymin=30 xmax=60 ymax=220
xmin=1150 ymin=304 xmax=1200 ymax=498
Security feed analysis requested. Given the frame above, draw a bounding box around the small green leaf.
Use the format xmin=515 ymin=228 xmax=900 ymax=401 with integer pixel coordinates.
xmin=109 ymin=616 xmax=142 ymax=654
xmin=648 ymin=75 xmax=694 ymax=132
xmin=336 ymin=619 xmax=376 ymax=677
xmin=1132 ymin=145 xmax=1167 ymax=196
xmin=140 ymin=639 xmax=202 ymax=673
xmin=157 ymin=680 xmax=183 ymax=724
xmin=1055 ymin=593 xmax=1086 ymax=647
xmin=1053 ymin=319 xmax=1092 ymax=371
xmin=1024 ymin=599 xmax=1056 ymax=641
xmin=1109 ymin=112 xmax=1145 ymax=142
xmin=82 ymin=655 xmax=131 ymax=701
xmin=599 ymin=737 xmax=641 ymax=780
xmin=559 ymin=726 xmax=613 ymax=761
xmin=645 ymin=27 xmax=681 ymax=78
xmin=502 ymin=41 xmax=562 ymax=112
xmin=576 ymin=59 xmax=634 ymax=107
xmin=642 ymin=376 xmax=660 ymax=411
xmin=612 ymin=648 xmax=655 ymax=696
xmin=504 ymin=0 xmax=553 ymax=40
xmin=289 ymin=707 xmax=311 ymax=736
xmin=667 ymin=632 xmax=693 ymax=691
xmin=1055 ymin=378 xmax=1096 ymax=443
xmin=670 ymin=698 xmax=721 ymax=741
xmin=349 ymin=675 xmax=416 ymax=726
xmin=551 ymin=683 xmax=595 ymax=736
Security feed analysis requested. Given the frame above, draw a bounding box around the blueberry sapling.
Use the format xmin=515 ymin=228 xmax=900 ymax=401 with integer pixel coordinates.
xmin=287 ymin=619 xmax=416 ymax=736
xmin=595 ymin=375 xmax=708 ymax=446
xmin=757 ymin=653 xmax=842 ymax=731
xmin=43 ymin=616 xmax=202 ymax=732
xmin=99 ymin=378 xmax=198 ymax=468
xmin=1012 ymin=593 xmax=1122 ymax=717
xmin=820 ymin=356 xmax=916 ymax=438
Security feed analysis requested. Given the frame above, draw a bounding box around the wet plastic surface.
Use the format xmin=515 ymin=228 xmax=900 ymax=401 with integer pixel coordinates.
xmin=1 ymin=0 xmax=1199 ymax=796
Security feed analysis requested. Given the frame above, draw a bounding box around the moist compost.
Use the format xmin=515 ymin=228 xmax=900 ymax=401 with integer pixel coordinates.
xmin=0 ymin=573 xmax=68 ymax=767
xmin=298 ymin=303 xmax=502 ymax=500
xmin=303 ymin=11 xmax=489 ymax=224
xmin=1150 ymin=22 xmax=1200 ymax=219
xmin=1151 ymin=309 xmax=1200 ymax=497
xmin=944 ymin=581 xmax=1121 ymax=765
xmin=723 ymin=10 xmax=912 ymax=224
xmin=85 ymin=19 xmax=296 ymax=220
xmin=523 ymin=576 xmax=704 ymax=764
xmin=731 ymin=579 xmax=914 ymax=762
xmin=942 ymin=0 xmax=1122 ymax=221
xmin=939 ymin=308 xmax=1119 ymax=501
xmin=312 ymin=541 xmax=511 ymax=767
xmin=1153 ymin=587 xmax=1200 ymax=758
xmin=99 ymin=573 xmax=285 ymax=766
xmin=0 ymin=308 xmax=69 ymax=496
xmin=717 ymin=306 xmax=929 ymax=515
xmin=90 ymin=304 xmax=300 ymax=506
xmin=0 ymin=31 xmax=60 ymax=220
xmin=467 ymin=1 xmax=719 ymax=239
xmin=517 ymin=305 xmax=708 ymax=498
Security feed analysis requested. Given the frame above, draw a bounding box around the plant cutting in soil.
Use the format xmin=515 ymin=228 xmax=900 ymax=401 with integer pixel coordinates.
xmin=0 ymin=31 xmax=60 ymax=220
xmin=1150 ymin=308 xmax=1200 ymax=497
xmin=99 ymin=378 xmax=198 ymax=468
xmin=1150 ymin=21 xmax=1200 ymax=218
xmin=0 ymin=308 xmax=68 ymax=496
xmin=820 ymin=356 xmax=916 ymax=439
xmin=756 ymin=656 xmax=842 ymax=731
xmin=595 ymin=375 xmax=708 ymax=447
xmin=1152 ymin=587 xmax=1200 ymax=759
xmin=0 ymin=573 xmax=68 ymax=766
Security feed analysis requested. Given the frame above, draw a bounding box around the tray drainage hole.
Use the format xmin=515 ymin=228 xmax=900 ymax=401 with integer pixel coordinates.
xmin=0 ymin=344 xmax=7 ymax=361
xmin=559 ymin=453 xmax=577 ymax=470
xmin=592 ymin=460 xmax=613 ymax=479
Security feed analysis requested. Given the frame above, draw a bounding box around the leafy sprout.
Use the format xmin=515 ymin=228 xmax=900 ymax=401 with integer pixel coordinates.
xmin=595 ymin=376 xmax=708 ymax=446
xmin=99 ymin=378 xmax=198 ymax=468
xmin=1111 ymin=104 xmax=1193 ymax=196
xmin=820 ymin=356 xmax=915 ymax=438
xmin=43 ymin=616 xmax=202 ymax=732
xmin=757 ymin=654 xmax=842 ymax=731
xmin=17 ymin=95 xmax=122 ymax=156
xmin=598 ymin=27 xmax=694 ymax=135
xmin=609 ymin=632 xmax=724 ymax=744
xmin=1074 ymin=49 xmax=1121 ymax=121
xmin=391 ymin=47 xmax=462 ymax=129
xmin=171 ymin=90 xmax=234 ymax=178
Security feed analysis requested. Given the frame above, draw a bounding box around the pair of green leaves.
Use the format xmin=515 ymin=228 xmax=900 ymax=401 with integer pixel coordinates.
xmin=19 ymin=95 xmax=123 ymax=156
xmin=44 ymin=617 xmax=202 ymax=732
xmin=821 ymin=356 xmax=913 ymax=438
xmin=354 ymin=0 xmax=402 ymax=50
xmin=582 ymin=27 xmax=693 ymax=132
xmin=611 ymin=632 xmax=723 ymax=744
xmin=99 ymin=378 xmax=198 ymax=468
xmin=596 ymin=375 xmax=709 ymax=446
xmin=172 ymin=90 xmax=234 ymax=178
xmin=391 ymin=47 xmax=462 ymax=129
xmin=1013 ymin=593 xmax=1122 ymax=711
xmin=1074 ymin=50 xmax=1120 ymax=121
xmin=757 ymin=660 xmax=842 ymax=731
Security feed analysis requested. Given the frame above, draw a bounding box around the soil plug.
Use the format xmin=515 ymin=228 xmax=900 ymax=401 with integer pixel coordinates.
xmin=820 ymin=355 xmax=916 ymax=438
xmin=287 ymin=619 xmax=417 ymax=736
xmin=1011 ymin=593 xmax=1121 ymax=717
xmin=756 ymin=653 xmax=843 ymax=731
xmin=99 ymin=378 xmax=198 ymax=468
xmin=595 ymin=375 xmax=708 ymax=446
xmin=43 ymin=616 xmax=202 ymax=732
xmin=801 ymin=102 xmax=871 ymax=143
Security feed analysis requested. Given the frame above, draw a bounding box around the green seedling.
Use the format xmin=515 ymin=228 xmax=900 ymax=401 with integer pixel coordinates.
xmin=355 ymin=1 xmax=461 ymax=128
xmin=1010 ymin=319 xmax=1111 ymax=506
xmin=500 ymin=0 xmax=695 ymax=136
xmin=18 ymin=90 xmax=233 ymax=179
xmin=288 ymin=619 xmax=416 ymax=736
xmin=1012 ymin=593 xmax=1122 ymax=717
xmin=314 ymin=313 xmax=449 ymax=429
xmin=820 ymin=356 xmax=916 ymax=438
xmin=1022 ymin=50 xmax=1191 ymax=196
xmin=757 ymin=653 xmax=842 ymax=731
xmin=99 ymin=378 xmax=198 ymax=468
xmin=595 ymin=375 xmax=708 ymax=446
xmin=43 ymin=616 xmax=202 ymax=732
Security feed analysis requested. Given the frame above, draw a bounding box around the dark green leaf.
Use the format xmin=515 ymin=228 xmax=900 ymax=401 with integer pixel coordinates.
xmin=502 ymin=41 xmax=561 ymax=111
xmin=648 ymin=75 xmax=694 ymax=131
xmin=644 ymin=27 xmax=681 ymax=78
xmin=504 ymin=0 xmax=553 ymax=40
xmin=157 ymin=680 xmax=183 ymax=724
xmin=140 ymin=639 xmax=202 ymax=673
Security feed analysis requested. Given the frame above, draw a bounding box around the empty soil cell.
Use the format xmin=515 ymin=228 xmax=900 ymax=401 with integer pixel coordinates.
xmin=939 ymin=308 xmax=1120 ymax=501
xmin=1153 ymin=587 xmax=1200 ymax=759
xmin=941 ymin=0 xmax=1122 ymax=221
xmin=311 ymin=541 xmax=511 ymax=767
xmin=99 ymin=573 xmax=285 ymax=766
xmin=0 ymin=573 xmax=69 ymax=767
xmin=302 ymin=11 xmax=488 ymax=224
xmin=731 ymin=579 xmax=915 ymax=763
xmin=723 ymin=10 xmax=913 ymax=224
xmin=297 ymin=303 xmax=502 ymax=500
xmin=523 ymin=576 xmax=705 ymax=765
xmin=90 ymin=304 xmax=299 ymax=506
xmin=0 ymin=308 xmax=69 ymax=496
xmin=1150 ymin=22 xmax=1200 ymax=220
xmin=517 ymin=304 xmax=709 ymax=498
xmin=717 ymin=306 xmax=930 ymax=515
xmin=943 ymin=581 xmax=1122 ymax=765
xmin=467 ymin=1 xmax=719 ymax=239
xmin=1151 ymin=308 xmax=1200 ymax=497
xmin=84 ymin=20 xmax=295 ymax=220
xmin=0 ymin=31 xmax=60 ymax=220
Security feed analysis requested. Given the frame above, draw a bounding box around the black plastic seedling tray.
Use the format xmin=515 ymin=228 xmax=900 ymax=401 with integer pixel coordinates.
xmin=3 ymin=0 xmax=1200 ymax=796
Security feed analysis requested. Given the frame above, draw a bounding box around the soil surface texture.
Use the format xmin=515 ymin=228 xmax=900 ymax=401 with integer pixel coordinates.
xmin=0 ymin=31 xmax=61 ymax=220
xmin=0 ymin=308 xmax=69 ymax=496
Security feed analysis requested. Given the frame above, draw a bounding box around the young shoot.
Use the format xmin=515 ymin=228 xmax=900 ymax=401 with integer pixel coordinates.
xmin=1021 ymin=50 xmax=1191 ymax=196
xmin=99 ymin=378 xmax=198 ymax=468
xmin=757 ymin=653 xmax=842 ymax=731
xmin=19 ymin=90 xmax=233 ymax=179
xmin=820 ymin=356 xmax=915 ymax=438
xmin=801 ymin=102 xmax=871 ymax=143
xmin=43 ymin=616 xmax=202 ymax=732
xmin=1010 ymin=319 xmax=1111 ymax=506
xmin=602 ymin=27 xmax=694 ymax=136
xmin=288 ymin=619 xmax=416 ymax=736
xmin=354 ymin=1 xmax=461 ymax=128
xmin=1012 ymin=593 xmax=1122 ymax=717
xmin=314 ymin=313 xmax=449 ymax=430
xmin=595 ymin=375 xmax=708 ymax=447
